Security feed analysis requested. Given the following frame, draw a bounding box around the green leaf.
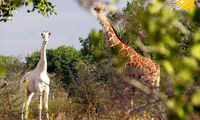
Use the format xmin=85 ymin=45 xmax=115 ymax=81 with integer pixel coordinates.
xmin=163 ymin=35 xmax=176 ymax=47
xmin=157 ymin=43 xmax=170 ymax=56
xmin=89 ymin=30 xmax=101 ymax=46
xmin=0 ymin=66 xmax=6 ymax=77
xmin=114 ymin=56 xmax=129 ymax=68
xmin=166 ymin=99 xmax=176 ymax=109
xmin=192 ymin=90 xmax=200 ymax=106
xmin=193 ymin=31 xmax=200 ymax=42
xmin=111 ymin=45 xmax=120 ymax=56
xmin=191 ymin=44 xmax=200 ymax=60
xmin=183 ymin=57 xmax=198 ymax=70
xmin=187 ymin=6 xmax=196 ymax=17
xmin=177 ymin=107 xmax=185 ymax=119
xmin=148 ymin=20 xmax=157 ymax=34
xmin=162 ymin=60 xmax=174 ymax=74
xmin=148 ymin=0 xmax=163 ymax=14
xmin=178 ymin=69 xmax=192 ymax=82
xmin=93 ymin=50 xmax=105 ymax=60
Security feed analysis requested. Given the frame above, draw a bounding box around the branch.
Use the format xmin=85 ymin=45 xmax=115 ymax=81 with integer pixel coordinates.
xmin=124 ymin=77 xmax=167 ymax=101
xmin=195 ymin=0 xmax=200 ymax=8
xmin=124 ymin=99 xmax=161 ymax=120
xmin=135 ymin=38 xmax=157 ymax=53
xmin=76 ymin=0 xmax=95 ymax=10
xmin=173 ymin=20 xmax=191 ymax=36
xmin=0 ymin=81 xmax=21 ymax=89
xmin=75 ymin=0 xmax=120 ymax=14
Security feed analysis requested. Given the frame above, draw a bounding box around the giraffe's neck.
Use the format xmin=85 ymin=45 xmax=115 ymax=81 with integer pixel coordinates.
xmin=36 ymin=41 xmax=47 ymax=73
xmin=97 ymin=12 xmax=137 ymax=56
xmin=97 ymin=12 xmax=119 ymax=46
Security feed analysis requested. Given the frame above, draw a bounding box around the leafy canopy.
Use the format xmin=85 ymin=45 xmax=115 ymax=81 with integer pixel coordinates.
xmin=26 ymin=46 xmax=81 ymax=85
xmin=0 ymin=0 xmax=56 ymax=22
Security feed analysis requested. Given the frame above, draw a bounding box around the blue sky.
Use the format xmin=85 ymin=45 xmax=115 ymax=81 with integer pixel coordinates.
xmin=0 ymin=0 xmax=128 ymax=59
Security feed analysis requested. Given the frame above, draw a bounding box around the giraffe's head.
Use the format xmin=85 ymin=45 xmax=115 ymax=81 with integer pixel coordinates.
xmin=93 ymin=2 xmax=117 ymax=14
xmin=41 ymin=31 xmax=51 ymax=42
xmin=93 ymin=2 xmax=105 ymax=13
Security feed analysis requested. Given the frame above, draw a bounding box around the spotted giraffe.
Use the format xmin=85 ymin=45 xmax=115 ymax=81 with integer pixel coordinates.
xmin=94 ymin=4 xmax=160 ymax=89
xmin=93 ymin=3 xmax=167 ymax=120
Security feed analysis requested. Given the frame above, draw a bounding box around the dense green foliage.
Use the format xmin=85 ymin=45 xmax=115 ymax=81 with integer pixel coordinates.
xmin=80 ymin=30 xmax=111 ymax=62
xmin=0 ymin=0 xmax=56 ymax=22
xmin=0 ymin=56 xmax=24 ymax=79
xmin=0 ymin=56 xmax=24 ymax=119
xmin=26 ymin=46 xmax=80 ymax=85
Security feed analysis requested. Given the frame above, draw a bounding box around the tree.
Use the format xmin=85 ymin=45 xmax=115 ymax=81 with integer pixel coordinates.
xmin=80 ymin=30 xmax=112 ymax=63
xmin=0 ymin=0 xmax=56 ymax=22
xmin=0 ymin=55 xmax=24 ymax=80
xmin=26 ymin=46 xmax=81 ymax=85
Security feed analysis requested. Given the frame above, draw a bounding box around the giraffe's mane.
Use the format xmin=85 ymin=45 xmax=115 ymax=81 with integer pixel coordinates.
xmin=110 ymin=25 xmax=128 ymax=46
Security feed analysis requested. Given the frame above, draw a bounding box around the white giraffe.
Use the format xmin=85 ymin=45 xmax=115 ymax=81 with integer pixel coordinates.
xmin=20 ymin=31 xmax=51 ymax=120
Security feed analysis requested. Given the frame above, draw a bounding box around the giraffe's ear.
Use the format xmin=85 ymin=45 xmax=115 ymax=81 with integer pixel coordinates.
xmin=41 ymin=33 xmax=43 ymax=36
xmin=49 ymin=32 xmax=51 ymax=36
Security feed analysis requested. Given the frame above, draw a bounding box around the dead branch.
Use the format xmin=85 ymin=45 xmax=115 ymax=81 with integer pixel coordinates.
xmin=173 ymin=20 xmax=191 ymax=36
xmin=76 ymin=0 xmax=97 ymax=10
xmin=124 ymin=77 xmax=167 ymax=101
xmin=135 ymin=38 xmax=157 ymax=53
xmin=124 ymin=99 xmax=161 ymax=120
xmin=75 ymin=0 xmax=119 ymax=14
xmin=195 ymin=0 xmax=200 ymax=8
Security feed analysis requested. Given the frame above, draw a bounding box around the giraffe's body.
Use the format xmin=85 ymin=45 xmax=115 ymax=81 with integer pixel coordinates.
xmin=94 ymin=6 xmax=160 ymax=89
xmin=20 ymin=31 xmax=51 ymax=120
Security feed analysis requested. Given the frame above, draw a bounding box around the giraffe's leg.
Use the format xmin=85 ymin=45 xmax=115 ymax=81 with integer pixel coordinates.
xmin=38 ymin=92 xmax=43 ymax=120
xmin=25 ymin=92 xmax=34 ymax=119
xmin=43 ymin=86 xmax=49 ymax=120
xmin=22 ymin=92 xmax=34 ymax=120
xmin=22 ymin=102 xmax=25 ymax=120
